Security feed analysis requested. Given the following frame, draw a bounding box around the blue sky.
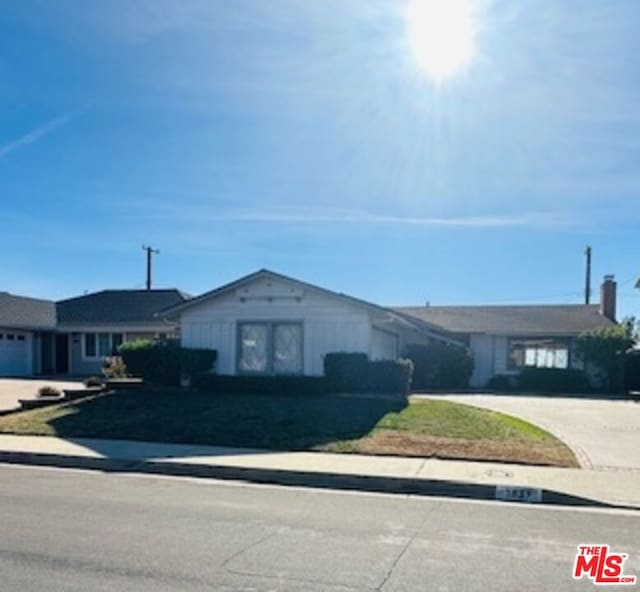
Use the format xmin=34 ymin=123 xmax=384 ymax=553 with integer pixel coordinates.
xmin=1 ymin=1 xmax=639 ymax=316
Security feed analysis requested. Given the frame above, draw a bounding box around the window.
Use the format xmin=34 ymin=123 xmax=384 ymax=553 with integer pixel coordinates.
xmin=7 ymin=334 xmax=15 ymax=341
xmin=238 ymin=322 xmax=303 ymax=375
xmin=17 ymin=335 xmax=25 ymax=341
xmin=509 ymin=338 xmax=569 ymax=370
xmin=84 ymin=333 xmax=126 ymax=359
xmin=273 ymin=324 xmax=303 ymax=374
xmin=238 ymin=324 xmax=268 ymax=373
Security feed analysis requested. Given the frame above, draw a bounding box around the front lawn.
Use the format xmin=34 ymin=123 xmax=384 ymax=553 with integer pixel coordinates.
xmin=0 ymin=390 xmax=578 ymax=467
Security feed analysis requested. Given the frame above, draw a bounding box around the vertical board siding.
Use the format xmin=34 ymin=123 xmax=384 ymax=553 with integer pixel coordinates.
xmin=179 ymin=277 xmax=373 ymax=376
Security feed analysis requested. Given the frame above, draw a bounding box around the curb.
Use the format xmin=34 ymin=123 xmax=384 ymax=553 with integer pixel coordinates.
xmin=0 ymin=450 xmax=630 ymax=510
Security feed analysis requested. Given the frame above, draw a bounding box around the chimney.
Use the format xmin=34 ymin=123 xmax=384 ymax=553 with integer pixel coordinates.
xmin=599 ymin=275 xmax=617 ymax=321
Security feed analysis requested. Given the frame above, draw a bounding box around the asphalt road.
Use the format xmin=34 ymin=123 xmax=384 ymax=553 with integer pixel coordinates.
xmin=0 ymin=465 xmax=638 ymax=592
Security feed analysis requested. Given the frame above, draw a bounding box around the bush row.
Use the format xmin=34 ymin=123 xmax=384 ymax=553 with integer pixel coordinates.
xmin=119 ymin=339 xmax=217 ymax=386
xmin=403 ymin=342 xmax=474 ymax=390
xmin=323 ymin=353 xmax=413 ymax=395
xmin=191 ymin=353 xmax=413 ymax=396
xmin=486 ymin=368 xmax=592 ymax=394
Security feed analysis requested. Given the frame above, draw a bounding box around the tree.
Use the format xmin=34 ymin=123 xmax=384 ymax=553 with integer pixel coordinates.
xmin=575 ymin=324 xmax=635 ymax=393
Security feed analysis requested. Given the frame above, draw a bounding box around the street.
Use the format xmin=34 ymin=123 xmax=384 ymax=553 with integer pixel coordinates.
xmin=0 ymin=465 xmax=637 ymax=591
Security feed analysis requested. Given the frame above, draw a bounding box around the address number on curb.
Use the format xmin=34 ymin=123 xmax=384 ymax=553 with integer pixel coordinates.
xmin=495 ymin=486 xmax=542 ymax=503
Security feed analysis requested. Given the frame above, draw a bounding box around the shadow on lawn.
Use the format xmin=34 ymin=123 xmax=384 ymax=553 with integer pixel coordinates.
xmin=47 ymin=390 xmax=406 ymax=460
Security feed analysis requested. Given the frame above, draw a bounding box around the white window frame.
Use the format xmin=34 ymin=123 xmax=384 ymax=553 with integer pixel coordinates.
xmin=508 ymin=337 xmax=570 ymax=370
xmin=82 ymin=332 xmax=127 ymax=360
xmin=236 ymin=321 xmax=303 ymax=375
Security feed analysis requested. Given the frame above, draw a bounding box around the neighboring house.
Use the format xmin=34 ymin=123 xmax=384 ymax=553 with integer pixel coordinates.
xmin=0 ymin=293 xmax=57 ymax=376
xmin=0 ymin=289 xmax=188 ymax=377
xmin=56 ymin=289 xmax=190 ymax=375
xmin=394 ymin=276 xmax=618 ymax=387
xmin=162 ymin=269 xmax=458 ymax=376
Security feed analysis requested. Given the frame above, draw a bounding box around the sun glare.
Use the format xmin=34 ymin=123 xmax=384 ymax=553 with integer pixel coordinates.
xmin=406 ymin=0 xmax=475 ymax=82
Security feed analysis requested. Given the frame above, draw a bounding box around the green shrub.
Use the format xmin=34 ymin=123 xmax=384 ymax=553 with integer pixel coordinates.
xmin=485 ymin=374 xmax=518 ymax=391
xmin=576 ymin=325 xmax=635 ymax=393
xmin=323 ymin=352 xmax=413 ymax=395
xmin=624 ymin=350 xmax=640 ymax=392
xmin=517 ymin=367 xmax=592 ymax=394
xmin=180 ymin=348 xmax=218 ymax=377
xmin=323 ymin=353 xmax=369 ymax=392
xmin=119 ymin=339 xmax=217 ymax=386
xmin=404 ymin=342 xmax=474 ymax=389
xmin=192 ymin=374 xmax=328 ymax=396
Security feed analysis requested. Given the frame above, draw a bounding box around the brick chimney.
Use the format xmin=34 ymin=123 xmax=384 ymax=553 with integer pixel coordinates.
xmin=599 ymin=275 xmax=617 ymax=321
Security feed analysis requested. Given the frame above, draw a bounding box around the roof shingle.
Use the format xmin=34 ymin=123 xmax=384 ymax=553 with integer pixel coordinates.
xmin=393 ymin=304 xmax=615 ymax=336
xmin=0 ymin=292 xmax=57 ymax=330
xmin=56 ymin=289 xmax=189 ymax=325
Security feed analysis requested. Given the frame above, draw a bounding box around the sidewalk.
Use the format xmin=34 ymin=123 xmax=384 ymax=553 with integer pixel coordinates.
xmin=0 ymin=434 xmax=638 ymax=509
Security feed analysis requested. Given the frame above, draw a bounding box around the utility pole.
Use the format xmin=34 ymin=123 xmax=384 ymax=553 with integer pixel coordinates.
xmin=584 ymin=245 xmax=592 ymax=304
xmin=142 ymin=245 xmax=159 ymax=290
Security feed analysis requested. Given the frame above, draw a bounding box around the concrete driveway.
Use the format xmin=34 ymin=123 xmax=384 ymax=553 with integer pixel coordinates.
xmin=0 ymin=378 xmax=85 ymax=412
xmin=420 ymin=394 xmax=640 ymax=471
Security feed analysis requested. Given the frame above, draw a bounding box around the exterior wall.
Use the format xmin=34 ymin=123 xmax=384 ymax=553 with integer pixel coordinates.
xmin=69 ymin=332 xmax=102 ymax=376
xmin=68 ymin=330 xmax=166 ymax=376
xmin=370 ymin=327 xmax=398 ymax=360
xmin=469 ymin=334 xmax=598 ymax=389
xmin=179 ymin=276 xmax=377 ymax=376
xmin=469 ymin=334 xmax=495 ymax=388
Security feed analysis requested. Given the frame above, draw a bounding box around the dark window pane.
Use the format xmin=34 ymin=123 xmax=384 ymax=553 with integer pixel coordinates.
xmin=85 ymin=333 xmax=96 ymax=357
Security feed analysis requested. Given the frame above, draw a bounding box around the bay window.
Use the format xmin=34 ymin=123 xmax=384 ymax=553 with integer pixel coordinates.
xmin=509 ymin=338 xmax=570 ymax=370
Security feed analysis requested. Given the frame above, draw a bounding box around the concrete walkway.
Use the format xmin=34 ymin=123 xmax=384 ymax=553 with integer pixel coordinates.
xmin=417 ymin=394 xmax=640 ymax=471
xmin=0 ymin=378 xmax=86 ymax=412
xmin=0 ymin=434 xmax=638 ymax=509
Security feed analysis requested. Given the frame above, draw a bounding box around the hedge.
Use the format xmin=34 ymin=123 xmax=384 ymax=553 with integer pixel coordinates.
xmin=404 ymin=342 xmax=474 ymax=389
xmin=324 ymin=352 xmax=413 ymax=395
xmin=192 ymin=374 xmax=328 ymax=396
xmin=119 ymin=339 xmax=217 ymax=386
xmin=624 ymin=350 xmax=640 ymax=392
xmin=487 ymin=368 xmax=592 ymax=394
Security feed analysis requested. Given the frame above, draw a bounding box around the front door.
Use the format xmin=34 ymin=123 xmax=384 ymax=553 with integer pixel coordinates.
xmin=55 ymin=334 xmax=69 ymax=374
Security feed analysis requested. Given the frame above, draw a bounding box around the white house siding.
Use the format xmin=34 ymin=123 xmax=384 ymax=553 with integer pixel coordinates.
xmin=370 ymin=328 xmax=398 ymax=361
xmin=493 ymin=336 xmax=510 ymax=375
xmin=179 ymin=276 xmax=377 ymax=376
xmin=469 ymin=334 xmax=494 ymax=388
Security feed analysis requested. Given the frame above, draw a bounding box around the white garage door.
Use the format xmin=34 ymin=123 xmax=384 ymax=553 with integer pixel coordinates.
xmin=0 ymin=331 xmax=31 ymax=376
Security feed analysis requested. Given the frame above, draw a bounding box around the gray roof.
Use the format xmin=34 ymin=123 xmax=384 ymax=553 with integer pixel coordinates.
xmin=0 ymin=292 xmax=57 ymax=330
xmin=57 ymin=289 xmax=189 ymax=326
xmin=393 ymin=304 xmax=615 ymax=336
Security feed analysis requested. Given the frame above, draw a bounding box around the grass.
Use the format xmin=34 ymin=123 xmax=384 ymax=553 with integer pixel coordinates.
xmin=0 ymin=390 xmax=578 ymax=467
